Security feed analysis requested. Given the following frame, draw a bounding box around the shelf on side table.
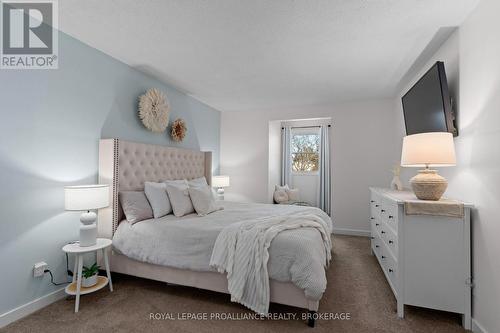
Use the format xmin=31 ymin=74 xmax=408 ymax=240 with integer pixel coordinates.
xmin=65 ymin=276 xmax=109 ymax=296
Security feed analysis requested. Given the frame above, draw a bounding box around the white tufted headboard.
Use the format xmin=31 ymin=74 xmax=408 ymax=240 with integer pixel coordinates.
xmin=97 ymin=139 xmax=212 ymax=238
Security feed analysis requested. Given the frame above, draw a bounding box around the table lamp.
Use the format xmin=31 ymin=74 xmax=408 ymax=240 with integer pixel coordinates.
xmin=64 ymin=184 xmax=109 ymax=247
xmin=212 ymin=175 xmax=230 ymax=200
xmin=401 ymin=132 xmax=456 ymax=201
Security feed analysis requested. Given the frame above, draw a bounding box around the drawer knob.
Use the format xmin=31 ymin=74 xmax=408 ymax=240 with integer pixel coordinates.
xmin=381 ymin=255 xmax=386 ymax=259
xmin=370 ymin=217 xmax=374 ymax=220
xmin=389 ymin=240 xmax=394 ymax=244
xmin=389 ymin=215 xmax=394 ymax=219
xmin=371 ymin=200 xmax=375 ymax=203
xmin=375 ymin=245 xmax=379 ymax=248
xmin=375 ymin=204 xmax=379 ymax=207
xmin=389 ymin=269 xmax=393 ymax=273
xmin=376 ymin=223 xmax=380 ymax=226
xmin=381 ymin=209 xmax=385 ymax=212
xmin=381 ymin=231 xmax=386 ymax=234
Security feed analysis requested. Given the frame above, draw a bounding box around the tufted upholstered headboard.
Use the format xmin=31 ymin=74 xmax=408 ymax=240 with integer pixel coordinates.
xmin=97 ymin=139 xmax=212 ymax=238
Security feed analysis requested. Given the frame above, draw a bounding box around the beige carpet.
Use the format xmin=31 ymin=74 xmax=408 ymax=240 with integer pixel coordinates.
xmin=2 ymin=236 xmax=468 ymax=333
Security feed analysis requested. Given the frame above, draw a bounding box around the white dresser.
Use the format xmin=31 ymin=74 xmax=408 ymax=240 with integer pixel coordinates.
xmin=369 ymin=187 xmax=473 ymax=329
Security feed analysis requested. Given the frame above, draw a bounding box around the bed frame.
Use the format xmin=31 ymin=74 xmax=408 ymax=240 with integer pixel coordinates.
xmin=97 ymin=139 xmax=320 ymax=326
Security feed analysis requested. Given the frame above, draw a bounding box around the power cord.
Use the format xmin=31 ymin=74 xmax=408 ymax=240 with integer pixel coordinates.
xmin=44 ymin=250 xmax=73 ymax=286
xmin=44 ymin=269 xmax=69 ymax=286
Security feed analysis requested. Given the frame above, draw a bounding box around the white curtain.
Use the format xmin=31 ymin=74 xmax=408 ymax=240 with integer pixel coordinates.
xmin=281 ymin=126 xmax=292 ymax=186
xmin=319 ymin=125 xmax=331 ymax=215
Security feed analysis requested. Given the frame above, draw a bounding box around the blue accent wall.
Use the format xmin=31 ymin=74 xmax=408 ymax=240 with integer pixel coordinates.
xmin=0 ymin=31 xmax=220 ymax=316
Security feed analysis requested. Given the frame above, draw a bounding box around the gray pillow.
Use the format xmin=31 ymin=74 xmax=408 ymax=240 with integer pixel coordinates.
xmin=188 ymin=176 xmax=208 ymax=188
xmin=119 ymin=191 xmax=153 ymax=224
xmin=188 ymin=185 xmax=221 ymax=216
xmin=165 ymin=183 xmax=195 ymax=217
xmin=144 ymin=182 xmax=171 ymax=218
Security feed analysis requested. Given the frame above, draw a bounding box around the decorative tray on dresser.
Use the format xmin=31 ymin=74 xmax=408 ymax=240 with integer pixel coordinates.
xmin=369 ymin=187 xmax=473 ymax=329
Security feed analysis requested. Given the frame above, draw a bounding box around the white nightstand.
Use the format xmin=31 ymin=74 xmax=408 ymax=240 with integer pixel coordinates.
xmin=62 ymin=238 xmax=113 ymax=312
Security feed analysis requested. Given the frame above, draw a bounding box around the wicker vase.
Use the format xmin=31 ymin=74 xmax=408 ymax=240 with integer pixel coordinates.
xmin=409 ymin=169 xmax=447 ymax=201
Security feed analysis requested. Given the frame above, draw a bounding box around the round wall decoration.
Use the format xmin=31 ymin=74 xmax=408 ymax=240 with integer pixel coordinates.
xmin=138 ymin=88 xmax=170 ymax=133
xmin=171 ymin=118 xmax=187 ymax=142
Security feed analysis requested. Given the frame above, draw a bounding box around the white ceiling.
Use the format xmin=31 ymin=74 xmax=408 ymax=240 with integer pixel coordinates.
xmin=59 ymin=0 xmax=478 ymax=112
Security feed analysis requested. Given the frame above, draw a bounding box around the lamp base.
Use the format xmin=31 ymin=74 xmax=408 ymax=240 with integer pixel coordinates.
xmin=410 ymin=169 xmax=448 ymax=201
xmin=80 ymin=224 xmax=97 ymax=247
xmin=216 ymin=187 xmax=225 ymax=201
xmin=79 ymin=211 xmax=97 ymax=247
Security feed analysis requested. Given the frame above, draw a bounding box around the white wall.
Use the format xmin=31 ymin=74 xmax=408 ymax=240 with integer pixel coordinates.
xmin=220 ymin=99 xmax=401 ymax=235
xmin=395 ymin=1 xmax=500 ymax=331
xmin=0 ymin=31 xmax=221 ymax=325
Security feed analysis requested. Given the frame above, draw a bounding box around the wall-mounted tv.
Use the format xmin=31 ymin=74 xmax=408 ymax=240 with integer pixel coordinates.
xmin=402 ymin=61 xmax=457 ymax=136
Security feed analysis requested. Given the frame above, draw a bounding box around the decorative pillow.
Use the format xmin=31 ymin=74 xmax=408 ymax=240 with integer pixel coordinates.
xmin=275 ymin=184 xmax=290 ymax=192
xmin=274 ymin=190 xmax=289 ymax=204
xmin=286 ymin=188 xmax=300 ymax=201
xmin=188 ymin=185 xmax=221 ymax=216
xmin=144 ymin=182 xmax=171 ymax=218
xmin=119 ymin=191 xmax=153 ymax=224
xmin=164 ymin=179 xmax=188 ymax=186
xmin=188 ymin=177 xmax=208 ymax=188
xmin=165 ymin=183 xmax=195 ymax=217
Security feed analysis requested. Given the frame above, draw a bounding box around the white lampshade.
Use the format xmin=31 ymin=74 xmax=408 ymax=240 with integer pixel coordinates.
xmin=64 ymin=184 xmax=110 ymax=211
xmin=401 ymin=132 xmax=456 ymax=167
xmin=212 ymin=175 xmax=230 ymax=188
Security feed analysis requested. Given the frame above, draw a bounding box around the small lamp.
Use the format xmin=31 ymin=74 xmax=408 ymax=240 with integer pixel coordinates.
xmin=212 ymin=175 xmax=230 ymax=200
xmin=401 ymin=132 xmax=456 ymax=201
xmin=64 ymin=185 xmax=109 ymax=247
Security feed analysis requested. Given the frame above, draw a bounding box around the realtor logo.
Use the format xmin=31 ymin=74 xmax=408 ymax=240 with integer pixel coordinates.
xmin=1 ymin=0 xmax=58 ymax=69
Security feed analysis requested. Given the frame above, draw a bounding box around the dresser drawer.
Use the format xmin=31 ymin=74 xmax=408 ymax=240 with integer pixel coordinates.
xmin=379 ymin=199 xmax=398 ymax=233
xmin=385 ymin=251 xmax=398 ymax=294
xmin=372 ymin=235 xmax=382 ymax=256
xmin=385 ymin=202 xmax=398 ymax=232
xmin=370 ymin=200 xmax=382 ymax=220
xmin=381 ymin=226 xmax=398 ymax=260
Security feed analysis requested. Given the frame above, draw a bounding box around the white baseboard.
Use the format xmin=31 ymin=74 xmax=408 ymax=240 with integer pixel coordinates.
xmin=0 ymin=288 xmax=66 ymax=328
xmin=472 ymin=318 xmax=489 ymax=333
xmin=332 ymin=227 xmax=370 ymax=237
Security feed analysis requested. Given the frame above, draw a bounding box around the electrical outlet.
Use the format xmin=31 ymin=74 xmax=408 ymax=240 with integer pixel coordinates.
xmin=34 ymin=262 xmax=48 ymax=277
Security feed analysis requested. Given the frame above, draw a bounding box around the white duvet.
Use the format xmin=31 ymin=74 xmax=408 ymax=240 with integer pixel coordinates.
xmin=210 ymin=211 xmax=332 ymax=314
xmin=113 ymin=201 xmax=333 ymax=302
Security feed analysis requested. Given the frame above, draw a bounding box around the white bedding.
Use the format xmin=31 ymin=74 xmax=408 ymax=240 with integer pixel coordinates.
xmin=211 ymin=211 xmax=332 ymax=314
xmin=112 ymin=201 xmax=333 ymax=301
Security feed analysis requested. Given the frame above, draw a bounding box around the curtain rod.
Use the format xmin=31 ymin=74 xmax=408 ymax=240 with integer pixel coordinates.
xmin=281 ymin=125 xmax=331 ymax=129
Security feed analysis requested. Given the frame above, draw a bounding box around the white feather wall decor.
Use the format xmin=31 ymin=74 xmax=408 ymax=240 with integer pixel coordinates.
xmin=138 ymin=88 xmax=170 ymax=132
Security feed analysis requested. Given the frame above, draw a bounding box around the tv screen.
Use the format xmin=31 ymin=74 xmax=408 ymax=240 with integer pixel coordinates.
xmin=402 ymin=61 xmax=457 ymax=136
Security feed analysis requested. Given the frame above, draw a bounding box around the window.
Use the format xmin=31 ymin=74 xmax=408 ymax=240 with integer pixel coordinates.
xmin=291 ymin=131 xmax=320 ymax=173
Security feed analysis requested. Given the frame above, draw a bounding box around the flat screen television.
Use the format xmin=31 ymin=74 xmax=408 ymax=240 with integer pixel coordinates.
xmin=402 ymin=61 xmax=457 ymax=136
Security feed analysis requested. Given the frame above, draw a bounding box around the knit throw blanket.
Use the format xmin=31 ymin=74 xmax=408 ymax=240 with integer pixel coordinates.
xmin=210 ymin=212 xmax=332 ymax=314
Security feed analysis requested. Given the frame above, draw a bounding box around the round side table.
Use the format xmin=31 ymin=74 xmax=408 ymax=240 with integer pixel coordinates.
xmin=62 ymin=238 xmax=113 ymax=312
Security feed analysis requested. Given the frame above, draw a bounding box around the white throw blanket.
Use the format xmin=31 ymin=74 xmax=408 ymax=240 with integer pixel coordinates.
xmin=210 ymin=211 xmax=332 ymax=315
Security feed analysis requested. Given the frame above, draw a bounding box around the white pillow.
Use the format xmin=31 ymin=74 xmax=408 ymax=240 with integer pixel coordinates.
xmin=286 ymin=188 xmax=300 ymax=201
xmin=188 ymin=185 xmax=221 ymax=216
xmin=164 ymin=179 xmax=188 ymax=186
xmin=275 ymin=184 xmax=289 ymax=191
xmin=274 ymin=190 xmax=289 ymax=204
xmin=144 ymin=182 xmax=171 ymax=218
xmin=165 ymin=182 xmax=195 ymax=217
xmin=188 ymin=177 xmax=208 ymax=188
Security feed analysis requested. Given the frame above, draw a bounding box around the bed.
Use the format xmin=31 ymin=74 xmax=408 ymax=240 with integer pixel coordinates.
xmin=97 ymin=139 xmax=332 ymax=326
